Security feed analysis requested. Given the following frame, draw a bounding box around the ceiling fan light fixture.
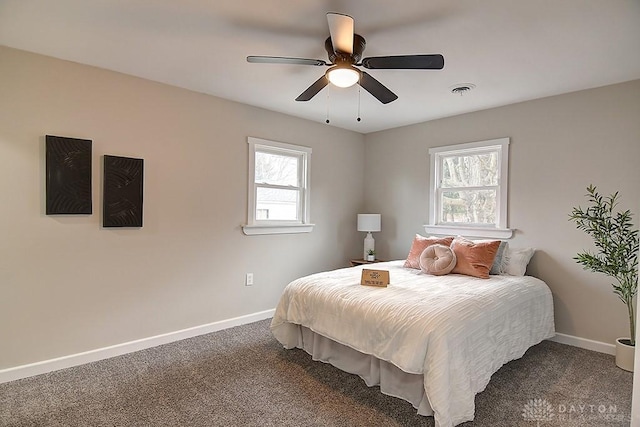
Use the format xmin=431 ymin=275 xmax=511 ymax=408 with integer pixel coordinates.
xmin=326 ymin=65 xmax=360 ymax=88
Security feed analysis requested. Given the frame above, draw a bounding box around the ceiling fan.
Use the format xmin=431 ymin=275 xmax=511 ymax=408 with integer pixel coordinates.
xmin=247 ymin=13 xmax=444 ymax=104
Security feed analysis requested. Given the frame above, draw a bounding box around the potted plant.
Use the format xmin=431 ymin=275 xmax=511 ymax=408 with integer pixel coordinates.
xmin=569 ymin=185 xmax=639 ymax=371
xmin=367 ymin=249 xmax=376 ymax=262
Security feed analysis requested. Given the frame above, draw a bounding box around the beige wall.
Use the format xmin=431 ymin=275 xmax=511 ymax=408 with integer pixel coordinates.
xmin=2 ymin=43 xmax=639 ymax=372
xmin=0 ymin=46 xmax=365 ymax=369
xmin=364 ymin=79 xmax=640 ymax=345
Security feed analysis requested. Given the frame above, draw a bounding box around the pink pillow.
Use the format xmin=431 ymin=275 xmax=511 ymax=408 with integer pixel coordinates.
xmin=403 ymin=235 xmax=454 ymax=269
xmin=419 ymin=244 xmax=457 ymax=275
xmin=450 ymin=236 xmax=500 ymax=279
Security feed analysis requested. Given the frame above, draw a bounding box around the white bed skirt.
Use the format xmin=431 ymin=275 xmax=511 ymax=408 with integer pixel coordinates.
xmin=296 ymin=324 xmax=434 ymax=417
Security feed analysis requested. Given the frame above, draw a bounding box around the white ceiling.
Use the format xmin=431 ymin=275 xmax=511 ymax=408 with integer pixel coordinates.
xmin=1 ymin=0 xmax=639 ymax=134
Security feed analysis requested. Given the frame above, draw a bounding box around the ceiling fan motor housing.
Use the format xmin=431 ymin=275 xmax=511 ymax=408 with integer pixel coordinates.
xmin=325 ymin=34 xmax=366 ymax=64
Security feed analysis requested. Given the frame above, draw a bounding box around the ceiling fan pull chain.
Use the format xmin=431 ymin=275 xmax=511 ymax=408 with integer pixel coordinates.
xmin=357 ymin=82 xmax=362 ymax=122
xmin=325 ymin=85 xmax=331 ymax=124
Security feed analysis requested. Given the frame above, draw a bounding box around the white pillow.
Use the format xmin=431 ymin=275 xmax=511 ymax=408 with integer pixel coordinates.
xmin=503 ymin=247 xmax=535 ymax=276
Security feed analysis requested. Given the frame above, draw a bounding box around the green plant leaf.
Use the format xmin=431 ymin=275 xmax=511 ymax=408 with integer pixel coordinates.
xmin=569 ymin=185 xmax=639 ymax=345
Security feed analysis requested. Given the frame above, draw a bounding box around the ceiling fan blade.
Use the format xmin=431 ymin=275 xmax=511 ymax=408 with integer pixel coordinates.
xmin=327 ymin=12 xmax=354 ymax=54
xmin=247 ymin=56 xmax=327 ymax=66
xmin=359 ymin=72 xmax=398 ymax=104
xmin=361 ymin=54 xmax=444 ymax=70
xmin=295 ymin=75 xmax=329 ymax=101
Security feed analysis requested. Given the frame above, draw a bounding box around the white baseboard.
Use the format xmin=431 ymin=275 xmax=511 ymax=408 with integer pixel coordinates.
xmin=0 ymin=308 xmax=275 ymax=384
xmin=548 ymin=332 xmax=616 ymax=355
xmin=1 ymin=316 xmax=616 ymax=385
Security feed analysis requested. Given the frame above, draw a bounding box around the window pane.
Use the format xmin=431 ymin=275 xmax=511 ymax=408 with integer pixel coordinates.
xmin=256 ymin=209 xmax=269 ymax=220
xmin=442 ymin=152 xmax=498 ymax=188
xmin=256 ymin=187 xmax=299 ymax=221
xmin=440 ymin=190 xmax=496 ymax=224
xmin=255 ymin=151 xmax=299 ymax=186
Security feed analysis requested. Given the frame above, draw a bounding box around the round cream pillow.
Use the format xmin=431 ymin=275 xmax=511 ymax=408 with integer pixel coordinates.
xmin=419 ymin=244 xmax=457 ymax=275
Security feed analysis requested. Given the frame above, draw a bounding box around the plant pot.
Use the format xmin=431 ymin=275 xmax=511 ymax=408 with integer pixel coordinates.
xmin=615 ymin=337 xmax=635 ymax=372
xmin=366 ymin=255 xmax=375 ymax=261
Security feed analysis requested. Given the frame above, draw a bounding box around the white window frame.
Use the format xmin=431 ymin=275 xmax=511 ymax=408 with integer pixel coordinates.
xmin=242 ymin=137 xmax=314 ymax=236
xmin=424 ymin=137 xmax=513 ymax=239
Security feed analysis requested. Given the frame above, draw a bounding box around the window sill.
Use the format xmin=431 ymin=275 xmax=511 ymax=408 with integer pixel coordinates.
xmin=242 ymin=223 xmax=315 ymax=236
xmin=423 ymin=224 xmax=513 ymax=239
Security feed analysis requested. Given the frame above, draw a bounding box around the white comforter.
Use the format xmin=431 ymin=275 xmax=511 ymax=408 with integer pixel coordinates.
xmin=271 ymin=261 xmax=555 ymax=427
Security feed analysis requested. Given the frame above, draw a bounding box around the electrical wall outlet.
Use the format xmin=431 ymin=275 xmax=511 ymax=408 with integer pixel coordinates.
xmin=245 ymin=273 xmax=254 ymax=286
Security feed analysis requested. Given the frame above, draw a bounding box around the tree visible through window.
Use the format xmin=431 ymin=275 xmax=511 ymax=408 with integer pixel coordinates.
xmin=426 ymin=138 xmax=511 ymax=238
xmin=440 ymin=151 xmax=498 ymax=225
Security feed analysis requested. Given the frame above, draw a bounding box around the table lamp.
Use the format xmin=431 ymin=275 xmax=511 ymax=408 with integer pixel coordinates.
xmin=357 ymin=214 xmax=381 ymax=260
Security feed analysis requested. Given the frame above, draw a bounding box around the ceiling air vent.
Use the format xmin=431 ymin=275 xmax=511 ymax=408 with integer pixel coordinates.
xmin=450 ymin=83 xmax=476 ymax=96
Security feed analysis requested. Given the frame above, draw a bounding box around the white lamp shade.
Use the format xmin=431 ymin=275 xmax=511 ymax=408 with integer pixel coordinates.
xmin=357 ymin=214 xmax=381 ymax=232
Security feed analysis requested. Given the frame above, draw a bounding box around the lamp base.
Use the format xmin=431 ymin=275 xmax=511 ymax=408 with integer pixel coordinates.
xmin=363 ymin=232 xmax=375 ymax=260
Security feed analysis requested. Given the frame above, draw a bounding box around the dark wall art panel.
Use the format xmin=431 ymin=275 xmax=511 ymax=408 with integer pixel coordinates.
xmin=103 ymin=155 xmax=144 ymax=228
xmin=45 ymin=135 xmax=93 ymax=215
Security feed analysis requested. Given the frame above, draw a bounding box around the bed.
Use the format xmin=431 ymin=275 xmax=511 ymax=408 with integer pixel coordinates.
xmin=271 ymin=260 xmax=555 ymax=427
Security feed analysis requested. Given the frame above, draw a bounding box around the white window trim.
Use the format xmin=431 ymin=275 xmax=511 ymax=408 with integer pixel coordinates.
xmin=242 ymin=137 xmax=314 ymax=236
xmin=424 ymin=137 xmax=513 ymax=239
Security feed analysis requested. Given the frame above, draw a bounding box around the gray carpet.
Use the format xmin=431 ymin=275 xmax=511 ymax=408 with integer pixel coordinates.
xmin=0 ymin=319 xmax=632 ymax=426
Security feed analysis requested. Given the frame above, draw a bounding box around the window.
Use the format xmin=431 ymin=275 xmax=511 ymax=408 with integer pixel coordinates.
xmin=425 ymin=138 xmax=512 ymax=239
xmin=242 ymin=137 xmax=313 ymax=235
